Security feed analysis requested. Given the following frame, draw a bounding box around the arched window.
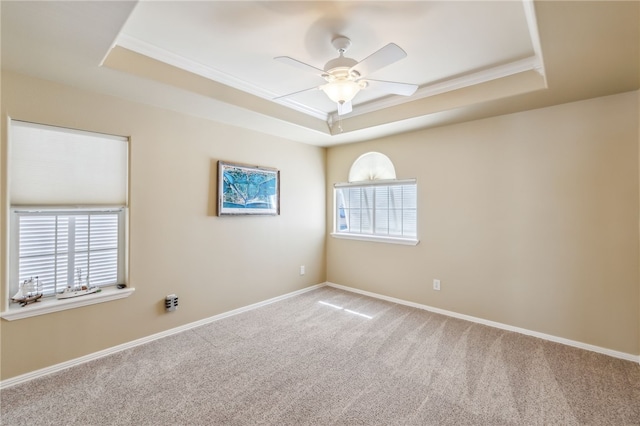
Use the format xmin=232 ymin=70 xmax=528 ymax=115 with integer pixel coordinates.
xmin=333 ymin=152 xmax=418 ymax=245
xmin=348 ymin=152 xmax=396 ymax=182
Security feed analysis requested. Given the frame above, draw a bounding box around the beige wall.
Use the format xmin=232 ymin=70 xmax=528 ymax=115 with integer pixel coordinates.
xmin=1 ymin=70 xmax=638 ymax=382
xmin=327 ymin=91 xmax=639 ymax=356
xmin=0 ymin=72 xmax=327 ymax=380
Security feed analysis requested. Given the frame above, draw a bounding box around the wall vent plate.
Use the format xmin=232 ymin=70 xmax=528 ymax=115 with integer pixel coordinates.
xmin=165 ymin=294 xmax=178 ymax=312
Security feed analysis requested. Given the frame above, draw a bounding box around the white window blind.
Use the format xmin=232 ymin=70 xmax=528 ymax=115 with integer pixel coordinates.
xmin=10 ymin=120 xmax=128 ymax=205
xmin=12 ymin=209 xmax=125 ymax=297
xmin=335 ymin=179 xmax=417 ymax=240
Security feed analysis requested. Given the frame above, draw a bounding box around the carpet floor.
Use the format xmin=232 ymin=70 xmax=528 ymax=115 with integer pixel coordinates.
xmin=1 ymin=286 xmax=639 ymax=425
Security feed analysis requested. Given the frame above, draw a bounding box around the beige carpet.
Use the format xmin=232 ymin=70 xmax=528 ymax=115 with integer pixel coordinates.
xmin=1 ymin=286 xmax=639 ymax=425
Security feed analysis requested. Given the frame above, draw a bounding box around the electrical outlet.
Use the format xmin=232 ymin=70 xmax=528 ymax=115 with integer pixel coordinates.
xmin=433 ymin=279 xmax=441 ymax=291
xmin=300 ymin=265 xmax=305 ymax=276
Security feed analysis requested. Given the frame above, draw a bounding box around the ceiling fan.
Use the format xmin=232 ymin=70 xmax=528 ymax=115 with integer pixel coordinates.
xmin=274 ymin=36 xmax=418 ymax=116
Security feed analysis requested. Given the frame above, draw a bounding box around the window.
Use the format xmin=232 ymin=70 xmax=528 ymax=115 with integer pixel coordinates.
xmin=10 ymin=208 xmax=126 ymax=297
xmin=334 ymin=180 xmax=417 ymax=243
xmin=332 ymin=152 xmax=418 ymax=245
xmin=8 ymin=120 xmax=128 ymax=303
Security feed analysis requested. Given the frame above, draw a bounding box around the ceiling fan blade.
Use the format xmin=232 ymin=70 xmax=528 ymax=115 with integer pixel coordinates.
xmin=350 ymin=43 xmax=407 ymax=78
xmin=273 ymin=85 xmax=321 ymax=100
xmin=274 ymin=56 xmax=326 ymax=76
xmin=337 ymin=101 xmax=352 ymax=116
xmin=364 ymin=79 xmax=418 ymax=96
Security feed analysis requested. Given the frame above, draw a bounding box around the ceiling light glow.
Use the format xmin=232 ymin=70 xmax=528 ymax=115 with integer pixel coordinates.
xmin=321 ymin=80 xmax=361 ymax=104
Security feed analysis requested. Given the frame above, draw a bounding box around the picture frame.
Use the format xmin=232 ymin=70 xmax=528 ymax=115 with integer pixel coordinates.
xmin=217 ymin=161 xmax=280 ymax=216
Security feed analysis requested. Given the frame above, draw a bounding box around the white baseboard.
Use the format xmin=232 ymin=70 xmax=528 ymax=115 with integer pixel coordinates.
xmin=0 ymin=283 xmax=325 ymax=390
xmin=326 ymin=282 xmax=640 ymax=364
xmin=3 ymin=280 xmax=636 ymax=389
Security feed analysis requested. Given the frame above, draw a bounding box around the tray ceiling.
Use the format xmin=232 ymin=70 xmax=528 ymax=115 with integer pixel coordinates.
xmin=2 ymin=1 xmax=638 ymax=146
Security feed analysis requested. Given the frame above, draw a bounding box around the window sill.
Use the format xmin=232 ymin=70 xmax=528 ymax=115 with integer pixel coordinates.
xmin=1 ymin=286 xmax=135 ymax=321
xmin=331 ymin=232 xmax=419 ymax=246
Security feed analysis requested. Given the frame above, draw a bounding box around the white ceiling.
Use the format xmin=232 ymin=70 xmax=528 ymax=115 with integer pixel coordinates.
xmin=1 ymin=1 xmax=638 ymax=147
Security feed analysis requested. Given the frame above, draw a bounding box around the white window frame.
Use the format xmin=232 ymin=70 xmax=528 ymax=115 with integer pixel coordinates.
xmin=331 ymin=179 xmax=419 ymax=246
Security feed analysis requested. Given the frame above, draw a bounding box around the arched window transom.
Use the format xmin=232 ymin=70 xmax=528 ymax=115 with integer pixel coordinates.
xmin=348 ymin=152 xmax=396 ymax=182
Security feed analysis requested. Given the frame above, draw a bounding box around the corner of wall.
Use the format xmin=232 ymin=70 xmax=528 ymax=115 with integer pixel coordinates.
xmin=1 ymin=112 xmax=7 ymax=309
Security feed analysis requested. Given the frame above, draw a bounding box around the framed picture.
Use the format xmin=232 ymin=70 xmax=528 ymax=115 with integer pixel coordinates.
xmin=217 ymin=161 xmax=280 ymax=215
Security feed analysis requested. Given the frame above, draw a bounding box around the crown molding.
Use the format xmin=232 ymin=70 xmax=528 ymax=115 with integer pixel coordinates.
xmin=523 ymin=0 xmax=548 ymax=82
xmin=329 ymin=56 xmax=543 ymax=123
xmin=115 ymin=33 xmax=328 ymax=121
xmin=115 ymin=11 xmax=546 ymax=133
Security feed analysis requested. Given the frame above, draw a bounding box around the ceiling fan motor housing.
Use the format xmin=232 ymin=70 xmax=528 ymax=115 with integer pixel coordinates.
xmin=324 ymin=36 xmax=360 ymax=80
xmin=324 ymin=58 xmax=358 ymax=77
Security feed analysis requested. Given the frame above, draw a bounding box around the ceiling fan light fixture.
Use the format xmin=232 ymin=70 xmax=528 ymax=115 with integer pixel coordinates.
xmin=321 ymin=80 xmax=361 ymax=104
xmin=275 ymin=36 xmax=416 ymax=116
